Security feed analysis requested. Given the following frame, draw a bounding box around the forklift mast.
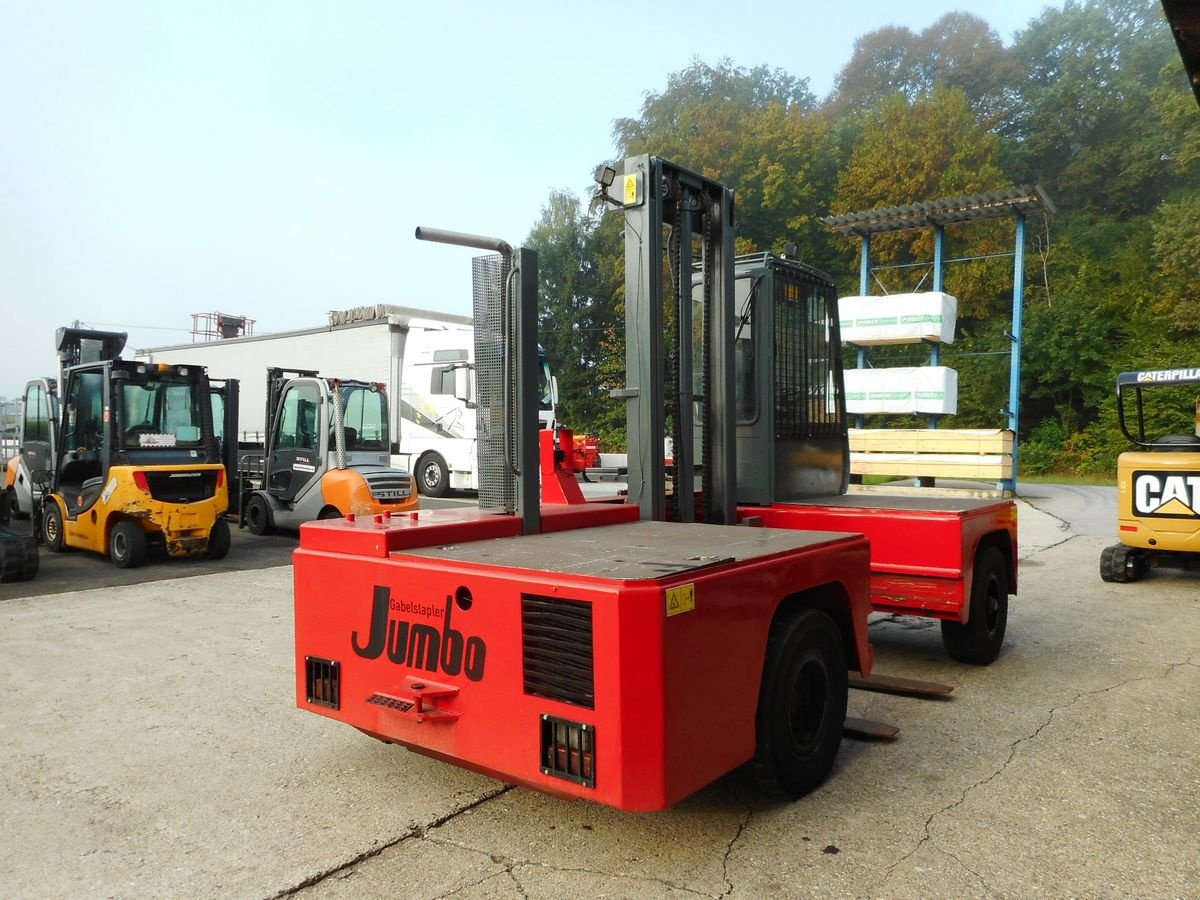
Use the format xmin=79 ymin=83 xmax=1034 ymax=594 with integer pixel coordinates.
xmin=611 ymin=155 xmax=738 ymax=525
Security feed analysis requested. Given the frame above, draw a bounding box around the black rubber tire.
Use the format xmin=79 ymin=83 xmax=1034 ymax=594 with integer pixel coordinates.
xmin=0 ymin=489 xmax=9 ymax=526
xmin=43 ymin=502 xmax=65 ymax=553
xmin=0 ymin=530 xmax=39 ymax=582
xmin=1152 ymin=434 xmax=1200 ymax=451
xmin=317 ymin=506 xmax=342 ymax=520
xmin=7 ymin=488 xmax=26 ymax=521
xmin=109 ymin=520 xmax=147 ymax=569
xmin=205 ymin=517 xmax=231 ymax=560
xmin=749 ymin=608 xmax=848 ymax=798
xmin=245 ymin=493 xmax=274 ymax=536
xmin=417 ymin=453 xmax=449 ymax=498
xmin=1099 ymin=543 xmax=1140 ymax=583
xmin=942 ymin=545 xmax=1009 ymax=665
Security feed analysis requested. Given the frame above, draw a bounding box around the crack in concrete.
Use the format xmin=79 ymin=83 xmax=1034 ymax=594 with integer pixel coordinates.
xmin=717 ymin=785 xmax=755 ymax=898
xmin=267 ymin=784 xmax=515 ymax=898
xmin=874 ymin=663 xmax=1188 ymax=892
xmin=424 ymin=832 xmax=712 ymax=897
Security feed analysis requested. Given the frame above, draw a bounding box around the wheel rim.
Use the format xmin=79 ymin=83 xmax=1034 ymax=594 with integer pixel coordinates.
xmin=422 ymin=463 xmax=440 ymax=490
xmin=248 ymin=501 xmax=262 ymax=529
xmin=113 ymin=531 xmax=127 ymax=560
xmin=983 ymin=574 xmax=1002 ymax=633
xmin=45 ymin=512 xmax=58 ymax=543
xmin=786 ymin=658 xmax=829 ymax=752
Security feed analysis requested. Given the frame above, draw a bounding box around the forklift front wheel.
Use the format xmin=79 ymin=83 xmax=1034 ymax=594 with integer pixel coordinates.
xmin=205 ymin=518 xmax=231 ymax=560
xmin=941 ymin=545 xmax=1008 ymax=665
xmin=43 ymin=503 xmax=65 ymax=553
xmin=109 ymin=520 xmax=147 ymax=569
xmin=750 ymin=608 xmax=848 ymax=798
xmin=418 ymin=453 xmax=449 ymax=498
xmin=245 ymin=494 xmax=274 ymax=536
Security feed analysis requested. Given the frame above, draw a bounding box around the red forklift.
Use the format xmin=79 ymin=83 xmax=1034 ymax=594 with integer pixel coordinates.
xmin=292 ymin=156 xmax=1017 ymax=811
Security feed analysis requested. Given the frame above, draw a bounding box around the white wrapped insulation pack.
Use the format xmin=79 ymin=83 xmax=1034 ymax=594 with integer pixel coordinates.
xmin=844 ymin=366 xmax=958 ymax=415
xmin=839 ymin=292 xmax=957 ymax=345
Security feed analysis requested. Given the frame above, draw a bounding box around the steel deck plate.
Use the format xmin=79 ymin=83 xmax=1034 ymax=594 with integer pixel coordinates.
xmin=783 ymin=494 xmax=1002 ymax=513
xmin=399 ymin=520 xmax=856 ymax=581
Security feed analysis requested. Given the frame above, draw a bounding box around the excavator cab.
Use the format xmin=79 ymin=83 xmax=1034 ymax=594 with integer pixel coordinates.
xmin=42 ymin=328 xmax=233 ymax=568
xmin=1100 ymin=366 xmax=1200 ymax=582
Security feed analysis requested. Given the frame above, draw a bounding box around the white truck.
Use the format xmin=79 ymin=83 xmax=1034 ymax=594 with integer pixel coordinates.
xmin=137 ymin=305 xmax=558 ymax=496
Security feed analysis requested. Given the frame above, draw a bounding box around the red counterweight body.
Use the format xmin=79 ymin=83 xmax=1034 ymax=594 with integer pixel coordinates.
xmin=294 ymin=513 xmax=873 ymax=811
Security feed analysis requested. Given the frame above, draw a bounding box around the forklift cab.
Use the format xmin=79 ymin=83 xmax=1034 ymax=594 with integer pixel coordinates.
xmin=268 ymin=382 xmax=324 ymax=503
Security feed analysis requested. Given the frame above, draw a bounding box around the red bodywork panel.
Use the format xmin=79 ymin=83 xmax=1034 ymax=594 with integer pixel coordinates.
xmin=740 ymin=496 xmax=1018 ymax=622
xmin=294 ymin=513 xmax=872 ymax=811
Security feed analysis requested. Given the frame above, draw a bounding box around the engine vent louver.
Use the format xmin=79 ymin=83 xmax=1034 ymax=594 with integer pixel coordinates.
xmin=305 ymin=656 xmax=340 ymax=709
xmin=521 ymin=595 xmax=595 ymax=709
xmin=540 ymin=715 xmax=596 ymax=788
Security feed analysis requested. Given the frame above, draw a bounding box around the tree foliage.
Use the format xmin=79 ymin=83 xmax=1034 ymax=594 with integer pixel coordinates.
xmin=528 ymin=0 xmax=1200 ymax=474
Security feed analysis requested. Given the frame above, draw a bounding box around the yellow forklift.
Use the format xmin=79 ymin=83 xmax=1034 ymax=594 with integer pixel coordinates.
xmin=1100 ymin=366 xmax=1200 ymax=582
xmin=41 ymin=327 xmax=236 ymax=568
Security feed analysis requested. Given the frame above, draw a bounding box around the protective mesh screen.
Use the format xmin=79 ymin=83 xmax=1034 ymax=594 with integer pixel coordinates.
xmin=472 ymin=253 xmax=516 ymax=512
xmin=774 ymin=267 xmax=845 ymax=439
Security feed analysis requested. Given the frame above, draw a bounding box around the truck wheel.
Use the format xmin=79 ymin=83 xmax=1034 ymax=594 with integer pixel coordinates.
xmin=418 ymin=453 xmax=449 ymax=498
xmin=1100 ymin=543 xmax=1141 ymax=583
xmin=245 ymin=494 xmax=274 ymax=536
xmin=942 ymin=545 xmax=1009 ymax=665
xmin=109 ymin=520 xmax=147 ymax=569
xmin=205 ymin=517 xmax=231 ymax=560
xmin=43 ymin=503 xmax=65 ymax=552
xmin=750 ymin=608 xmax=848 ymax=798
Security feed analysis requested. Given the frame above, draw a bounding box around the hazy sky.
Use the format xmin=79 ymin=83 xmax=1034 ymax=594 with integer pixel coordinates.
xmin=0 ymin=1 xmax=1063 ymax=397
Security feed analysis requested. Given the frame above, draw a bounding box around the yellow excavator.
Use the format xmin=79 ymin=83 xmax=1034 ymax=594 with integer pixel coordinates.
xmin=1101 ymin=366 xmax=1200 ymax=582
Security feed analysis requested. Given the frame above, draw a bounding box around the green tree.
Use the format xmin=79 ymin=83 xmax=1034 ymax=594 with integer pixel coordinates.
xmin=832 ymin=87 xmax=1011 ymax=317
xmin=1005 ymin=0 xmax=1175 ymax=216
xmin=828 ymin=13 xmax=1019 ymax=121
xmin=525 ymin=190 xmax=623 ymax=443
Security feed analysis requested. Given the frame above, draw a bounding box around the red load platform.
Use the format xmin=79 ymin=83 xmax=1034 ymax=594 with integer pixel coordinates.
xmin=741 ymin=494 xmax=1018 ymax=621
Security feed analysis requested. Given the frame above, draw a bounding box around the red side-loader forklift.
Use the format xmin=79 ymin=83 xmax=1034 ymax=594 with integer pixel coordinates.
xmin=292 ymin=156 xmax=1017 ymax=812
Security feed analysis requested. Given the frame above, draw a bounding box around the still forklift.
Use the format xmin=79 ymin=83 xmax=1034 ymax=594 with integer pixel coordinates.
xmin=238 ymin=368 xmax=418 ymax=534
xmin=37 ymin=327 xmax=236 ymax=568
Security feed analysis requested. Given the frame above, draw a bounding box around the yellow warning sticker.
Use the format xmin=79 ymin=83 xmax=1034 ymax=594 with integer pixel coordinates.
xmin=666 ymin=583 xmax=696 ymax=617
xmin=623 ymin=173 xmax=639 ymax=205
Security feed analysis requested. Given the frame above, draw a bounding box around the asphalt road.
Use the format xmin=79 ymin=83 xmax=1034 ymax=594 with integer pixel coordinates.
xmin=2 ymin=484 xmax=1198 ymax=899
xmin=0 ymin=494 xmax=480 ymax=600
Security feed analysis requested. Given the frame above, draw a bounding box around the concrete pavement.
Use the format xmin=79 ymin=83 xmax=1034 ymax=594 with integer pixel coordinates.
xmin=2 ymin=490 xmax=1198 ymax=898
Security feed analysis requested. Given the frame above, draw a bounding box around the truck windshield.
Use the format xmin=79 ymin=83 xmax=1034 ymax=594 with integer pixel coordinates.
xmin=120 ymin=378 xmax=207 ymax=449
xmin=338 ymin=383 xmax=389 ymax=451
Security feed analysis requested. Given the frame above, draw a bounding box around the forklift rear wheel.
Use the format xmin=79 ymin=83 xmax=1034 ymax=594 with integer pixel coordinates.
xmin=750 ymin=608 xmax=848 ymax=798
xmin=7 ymin=489 xmax=26 ymax=521
xmin=205 ymin=518 xmax=231 ymax=560
xmin=942 ymin=545 xmax=1008 ymax=665
xmin=318 ymin=506 xmax=342 ymax=520
xmin=43 ymin=503 xmax=65 ymax=552
xmin=418 ymin=453 xmax=449 ymax=498
xmin=109 ymin=521 xmax=147 ymax=569
xmin=1099 ymin=543 xmax=1142 ymax=583
xmin=0 ymin=489 xmax=10 ymax=526
xmin=245 ymin=494 xmax=274 ymax=536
